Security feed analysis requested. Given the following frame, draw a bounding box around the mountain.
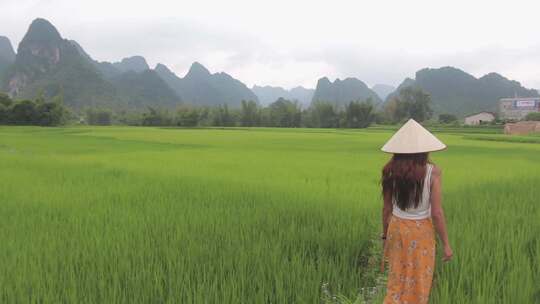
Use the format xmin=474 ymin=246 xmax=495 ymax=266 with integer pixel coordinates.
xmin=10 ymin=19 xmax=535 ymax=115
xmin=289 ymin=86 xmax=315 ymax=106
xmin=155 ymin=62 xmax=258 ymax=107
xmin=311 ymin=77 xmax=381 ymax=106
xmin=70 ymin=40 xmax=149 ymax=78
xmin=70 ymin=44 xmax=179 ymax=107
xmin=385 ymin=77 xmax=415 ymax=102
xmin=0 ymin=36 xmax=16 ymax=81
xmin=2 ymin=18 xmax=182 ymax=109
xmin=3 ymin=18 xmax=118 ymax=108
xmin=113 ymin=56 xmax=149 ymax=73
xmin=371 ymin=84 xmax=395 ymax=100
xmin=68 ymin=40 xmax=119 ymax=79
xmin=252 ymin=85 xmax=289 ymax=104
xmin=391 ymin=67 xmax=539 ymax=116
xmin=155 ymin=63 xmax=182 ymax=93
xmin=252 ymin=85 xmax=314 ymax=106
xmin=110 ymin=69 xmax=180 ymax=107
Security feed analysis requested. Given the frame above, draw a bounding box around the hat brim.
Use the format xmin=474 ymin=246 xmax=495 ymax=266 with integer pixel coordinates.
xmin=380 ymin=119 xmax=447 ymax=154
xmin=380 ymin=145 xmax=447 ymax=154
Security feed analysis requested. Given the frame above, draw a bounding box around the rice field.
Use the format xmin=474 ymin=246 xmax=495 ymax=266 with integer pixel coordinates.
xmin=0 ymin=126 xmax=538 ymax=303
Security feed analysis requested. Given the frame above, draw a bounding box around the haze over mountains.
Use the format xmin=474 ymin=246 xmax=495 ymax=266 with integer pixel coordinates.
xmin=389 ymin=67 xmax=539 ymax=116
xmin=1 ymin=18 xmax=257 ymax=109
xmin=0 ymin=18 xmax=538 ymax=116
xmin=312 ymin=77 xmax=382 ymax=106
xmin=371 ymin=84 xmax=395 ymax=100
xmin=155 ymin=62 xmax=258 ymax=107
xmin=0 ymin=36 xmax=15 ymax=81
xmin=251 ymin=85 xmax=314 ymax=106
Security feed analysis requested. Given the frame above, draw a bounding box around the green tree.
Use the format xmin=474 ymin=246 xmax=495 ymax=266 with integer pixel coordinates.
xmin=142 ymin=107 xmax=172 ymax=126
xmin=85 ymin=108 xmax=113 ymax=125
xmin=36 ymin=101 xmax=68 ymax=126
xmin=196 ymin=107 xmax=212 ymax=126
xmin=438 ymin=113 xmax=457 ymax=124
xmin=176 ymin=106 xmax=200 ymax=127
xmin=345 ymin=99 xmax=375 ymax=128
xmin=382 ymin=98 xmax=399 ymax=123
xmin=268 ymin=98 xmax=301 ymax=127
xmin=210 ymin=104 xmax=235 ymax=127
xmin=0 ymin=92 xmax=69 ymax=126
xmin=525 ymin=112 xmax=540 ymax=121
xmin=306 ymin=101 xmax=338 ymax=128
xmin=0 ymin=92 xmax=13 ymax=107
xmin=9 ymin=100 xmax=38 ymax=125
xmin=373 ymin=111 xmax=386 ymax=124
xmin=385 ymin=87 xmax=433 ymax=123
xmin=0 ymin=103 xmax=8 ymax=124
xmin=116 ymin=110 xmax=143 ymax=126
xmin=36 ymin=93 xmax=69 ymax=126
xmin=240 ymin=100 xmax=260 ymax=127
xmin=0 ymin=93 xmax=13 ymax=124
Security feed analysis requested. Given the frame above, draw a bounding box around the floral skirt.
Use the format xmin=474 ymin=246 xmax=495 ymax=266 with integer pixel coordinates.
xmin=383 ymin=216 xmax=436 ymax=304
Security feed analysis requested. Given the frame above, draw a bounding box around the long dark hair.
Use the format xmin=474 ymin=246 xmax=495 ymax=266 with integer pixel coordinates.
xmin=381 ymin=153 xmax=429 ymax=210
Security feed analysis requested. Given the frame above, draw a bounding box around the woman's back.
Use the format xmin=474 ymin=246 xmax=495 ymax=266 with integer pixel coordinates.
xmin=381 ymin=119 xmax=452 ymax=304
xmin=392 ymin=163 xmax=433 ymax=220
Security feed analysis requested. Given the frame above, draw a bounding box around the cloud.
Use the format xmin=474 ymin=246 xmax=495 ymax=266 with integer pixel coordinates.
xmin=1 ymin=0 xmax=540 ymax=90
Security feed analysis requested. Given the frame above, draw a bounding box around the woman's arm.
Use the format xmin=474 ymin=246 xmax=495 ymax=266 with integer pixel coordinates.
xmin=382 ymin=191 xmax=393 ymax=238
xmin=430 ymin=166 xmax=453 ymax=261
xmin=381 ymin=191 xmax=393 ymax=272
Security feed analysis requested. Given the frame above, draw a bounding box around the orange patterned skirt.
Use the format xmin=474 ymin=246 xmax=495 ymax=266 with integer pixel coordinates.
xmin=383 ymin=216 xmax=436 ymax=304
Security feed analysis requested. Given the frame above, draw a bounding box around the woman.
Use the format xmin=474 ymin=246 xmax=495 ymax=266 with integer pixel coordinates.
xmin=380 ymin=119 xmax=453 ymax=304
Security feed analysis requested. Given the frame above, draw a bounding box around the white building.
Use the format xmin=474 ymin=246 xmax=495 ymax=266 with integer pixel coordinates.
xmin=464 ymin=112 xmax=495 ymax=125
xmin=499 ymin=97 xmax=540 ymax=120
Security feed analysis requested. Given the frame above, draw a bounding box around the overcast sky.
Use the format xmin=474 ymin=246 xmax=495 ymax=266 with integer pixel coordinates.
xmin=1 ymin=0 xmax=540 ymax=89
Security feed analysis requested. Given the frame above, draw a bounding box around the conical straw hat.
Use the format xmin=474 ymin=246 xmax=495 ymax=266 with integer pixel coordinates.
xmin=381 ymin=119 xmax=446 ymax=153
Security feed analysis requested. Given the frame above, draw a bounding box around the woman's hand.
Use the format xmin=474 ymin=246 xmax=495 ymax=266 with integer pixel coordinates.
xmin=380 ymin=235 xmax=387 ymax=273
xmin=442 ymin=245 xmax=453 ymax=262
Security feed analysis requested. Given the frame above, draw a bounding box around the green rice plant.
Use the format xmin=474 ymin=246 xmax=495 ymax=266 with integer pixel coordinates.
xmin=464 ymin=134 xmax=540 ymax=144
xmin=0 ymin=126 xmax=538 ymax=303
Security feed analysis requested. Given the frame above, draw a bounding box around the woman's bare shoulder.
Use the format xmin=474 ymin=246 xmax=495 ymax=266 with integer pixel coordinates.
xmin=431 ymin=164 xmax=442 ymax=177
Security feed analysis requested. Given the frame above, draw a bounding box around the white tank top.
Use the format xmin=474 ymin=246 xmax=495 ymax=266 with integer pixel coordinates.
xmin=392 ymin=163 xmax=433 ymax=220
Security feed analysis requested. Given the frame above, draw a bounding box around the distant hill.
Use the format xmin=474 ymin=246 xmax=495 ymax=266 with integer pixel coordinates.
xmin=4 ymin=19 xmax=537 ymax=114
xmin=72 ymin=47 xmax=180 ymax=107
xmin=154 ymin=63 xmax=181 ymax=93
xmin=113 ymin=56 xmax=149 ymax=73
xmin=390 ymin=67 xmax=539 ymax=116
xmin=385 ymin=78 xmax=416 ymax=102
xmin=69 ymin=46 xmax=179 ymax=107
xmin=2 ymin=18 xmax=180 ymax=109
xmin=371 ymin=84 xmax=395 ymax=100
xmin=110 ymin=69 xmax=180 ymax=107
xmin=68 ymin=40 xmax=120 ymax=79
xmin=252 ymin=85 xmax=314 ymax=106
xmin=3 ymin=18 xmax=118 ymax=108
xmin=252 ymin=85 xmax=289 ymax=105
xmin=289 ymin=87 xmax=315 ymax=106
xmin=69 ymin=41 xmax=151 ymax=80
xmin=1 ymin=18 xmax=254 ymax=109
xmin=312 ymin=77 xmax=381 ymax=106
xmin=155 ymin=62 xmax=258 ymax=107
xmin=0 ymin=36 xmax=15 ymax=81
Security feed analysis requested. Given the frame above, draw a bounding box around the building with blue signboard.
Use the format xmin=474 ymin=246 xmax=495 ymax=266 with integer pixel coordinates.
xmin=499 ymin=97 xmax=540 ymax=120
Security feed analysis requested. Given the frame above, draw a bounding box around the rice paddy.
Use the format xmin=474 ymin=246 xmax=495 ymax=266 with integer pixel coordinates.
xmin=0 ymin=126 xmax=538 ymax=303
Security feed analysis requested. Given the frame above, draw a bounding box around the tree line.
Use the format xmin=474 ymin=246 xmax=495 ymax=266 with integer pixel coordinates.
xmin=1 ymin=87 xmax=441 ymax=128
xmin=86 ymin=87 xmax=437 ymax=128
xmin=0 ymin=93 xmax=70 ymax=126
xmin=85 ymin=98 xmax=378 ymax=128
